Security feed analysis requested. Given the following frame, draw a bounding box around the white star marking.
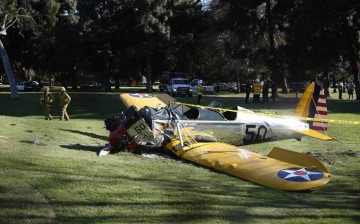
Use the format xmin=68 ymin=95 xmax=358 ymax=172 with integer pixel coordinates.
xmin=282 ymin=168 xmax=322 ymax=181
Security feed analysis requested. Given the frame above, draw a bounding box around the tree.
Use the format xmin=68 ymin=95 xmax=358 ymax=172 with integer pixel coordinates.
xmin=284 ymin=0 xmax=360 ymax=99
xmin=0 ymin=0 xmax=60 ymax=99
xmin=0 ymin=1 xmax=25 ymax=99
xmin=210 ymin=0 xmax=262 ymax=83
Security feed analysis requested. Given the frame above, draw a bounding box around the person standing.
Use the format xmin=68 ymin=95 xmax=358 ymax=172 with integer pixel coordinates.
xmin=347 ymin=82 xmax=355 ymax=100
xmin=338 ymin=83 xmax=343 ymax=99
xmin=40 ymin=87 xmax=54 ymax=120
xmin=245 ymin=80 xmax=251 ymax=103
xmin=197 ymin=80 xmax=204 ymax=105
xmin=59 ymin=87 xmax=71 ymax=120
xmin=253 ymin=79 xmax=261 ymax=103
xmin=262 ymin=80 xmax=269 ymax=103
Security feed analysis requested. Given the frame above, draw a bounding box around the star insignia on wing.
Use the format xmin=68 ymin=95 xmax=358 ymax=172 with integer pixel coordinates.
xmin=130 ymin=93 xmax=152 ymax=98
xmin=278 ymin=168 xmax=324 ymax=182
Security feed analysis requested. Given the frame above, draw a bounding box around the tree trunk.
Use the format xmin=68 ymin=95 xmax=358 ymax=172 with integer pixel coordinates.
xmin=146 ymin=53 xmax=152 ymax=92
xmin=266 ymin=0 xmax=275 ymax=55
xmin=0 ymin=39 xmax=18 ymax=99
xmin=266 ymin=0 xmax=286 ymax=92
xmin=344 ymin=15 xmax=360 ymax=101
xmin=323 ymin=70 xmax=330 ymax=97
xmin=236 ymin=69 xmax=240 ymax=94
xmin=349 ymin=48 xmax=360 ymax=100
xmin=103 ymin=43 xmax=112 ymax=92
xmin=282 ymin=76 xmax=289 ymax=94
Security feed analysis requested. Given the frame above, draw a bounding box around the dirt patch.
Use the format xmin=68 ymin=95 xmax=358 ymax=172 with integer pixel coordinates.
xmin=307 ymin=150 xmax=359 ymax=165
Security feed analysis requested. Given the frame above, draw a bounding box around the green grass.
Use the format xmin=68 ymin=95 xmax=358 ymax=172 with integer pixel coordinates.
xmin=0 ymin=90 xmax=359 ymax=224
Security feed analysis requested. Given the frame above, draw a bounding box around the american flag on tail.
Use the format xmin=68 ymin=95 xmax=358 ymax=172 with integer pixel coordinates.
xmin=311 ymin=90 xmax=328 ymax=132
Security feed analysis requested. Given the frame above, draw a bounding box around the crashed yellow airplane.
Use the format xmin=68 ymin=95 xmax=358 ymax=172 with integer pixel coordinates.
xmin=101 ymin=82 xmax=333 ymax=191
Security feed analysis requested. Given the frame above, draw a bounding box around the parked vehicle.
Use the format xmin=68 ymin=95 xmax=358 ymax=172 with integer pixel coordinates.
xmin=158 ymin=72 xmax=192 ymax=97
xmin=217 ymin=83 xmax=238 ymax=92
xmin=289 ymin=81 xmax=308 ymax=93
xmin=80 ymin=82 xmax=105 ymax=91
xmin=167 ymin=78 xmax=192 ymax=97
xmin=16 ymin=81 xmax=42 ymax=91
xmin=16 ymin=81 xmax=31 ymax=91
xmin=31 ymin=81 xmax=43 ymax=91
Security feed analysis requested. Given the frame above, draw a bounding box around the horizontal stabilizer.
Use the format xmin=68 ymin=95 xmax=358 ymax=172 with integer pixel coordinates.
xmin=267 ymin=147 xmax=329 ymax=173
xmin=291 ymin=128 xmax=335 ymax=141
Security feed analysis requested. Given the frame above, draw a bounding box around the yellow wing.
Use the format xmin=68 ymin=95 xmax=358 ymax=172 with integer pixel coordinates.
xmin=165 ymin=140 xmax=331 ymax=191
xmin=120 ymin=93 xmax=166 ymax=109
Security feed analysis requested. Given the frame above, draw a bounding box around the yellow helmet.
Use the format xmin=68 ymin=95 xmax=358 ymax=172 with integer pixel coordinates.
xmin=60 ymin=87 xmax=66 ymax=92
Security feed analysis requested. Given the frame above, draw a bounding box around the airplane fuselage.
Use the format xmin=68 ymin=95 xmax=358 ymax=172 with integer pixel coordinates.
xmin=175 ymin=113 xmax=308 ymax=146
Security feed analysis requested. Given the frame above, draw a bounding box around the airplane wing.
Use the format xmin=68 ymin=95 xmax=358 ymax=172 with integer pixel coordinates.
xmin=120 ymin=93 xmax=167 ymax=109
xmin=120 ymin=93 xmax=191 ymax=113
xmin=165 ymin=140 xmax=331 ymax=191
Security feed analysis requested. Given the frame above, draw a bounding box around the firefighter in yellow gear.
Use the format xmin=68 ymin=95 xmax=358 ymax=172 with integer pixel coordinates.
xmin=253 ymin=79 xmax=262 ymax=103
xmin=59 ymin=87 xmax=71 ymax=120
xmin=40 ymin=87 xmax=54 ymax=120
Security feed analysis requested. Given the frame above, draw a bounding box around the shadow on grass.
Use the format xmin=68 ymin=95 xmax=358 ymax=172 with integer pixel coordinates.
xmin=60 ymin=143 xmax=102 ymax=153
xmin=60 ymin=128 xmax=108 ymax=141
xmin=2 ymin=152 xmax=359 ymax=223
xmin=4 ymin=173 xmax=359 ymax=223
xmin=59 ymin=128 xmax=107 ymax=152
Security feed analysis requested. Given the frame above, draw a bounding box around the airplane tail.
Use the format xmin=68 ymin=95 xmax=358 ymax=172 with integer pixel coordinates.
xmin=293 ymin=82 xmax=329 ymax=133
xmin=310 ymin=89 xmax=328 ymax=132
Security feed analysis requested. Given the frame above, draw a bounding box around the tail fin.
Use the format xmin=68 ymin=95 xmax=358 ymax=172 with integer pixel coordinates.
xmin=293 ymin=82 xmax=315 ymax=118
xmin=310 ymin=89 xmax=328 ymax=132
xmin=293 ymin=82 xmax=329 ymax=133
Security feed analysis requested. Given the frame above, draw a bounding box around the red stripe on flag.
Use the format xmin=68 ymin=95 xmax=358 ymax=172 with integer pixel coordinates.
xmin=315 ymin=111 xmax=328 ymax=116
xmin=317 ymin=103 xmax=327 ymax=107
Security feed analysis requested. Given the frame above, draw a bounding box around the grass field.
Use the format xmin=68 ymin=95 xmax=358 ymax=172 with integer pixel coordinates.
xmin=0 ymin=89 xmax=359 ymax=224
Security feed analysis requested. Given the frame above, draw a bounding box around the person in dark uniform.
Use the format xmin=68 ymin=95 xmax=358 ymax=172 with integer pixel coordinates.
xmin=262 ymin=80 xmax=269 ymax=103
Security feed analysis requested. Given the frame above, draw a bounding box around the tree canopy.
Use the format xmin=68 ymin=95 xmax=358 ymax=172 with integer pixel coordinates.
xmin=1 ymin=0 xmax=359 ymax=99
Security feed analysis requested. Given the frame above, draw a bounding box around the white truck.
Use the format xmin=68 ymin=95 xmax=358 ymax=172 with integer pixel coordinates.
xmin=167 ymin=77 xmax=192 ymax=97
xmin=159 ymin=72 xmax=192 ymax=97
